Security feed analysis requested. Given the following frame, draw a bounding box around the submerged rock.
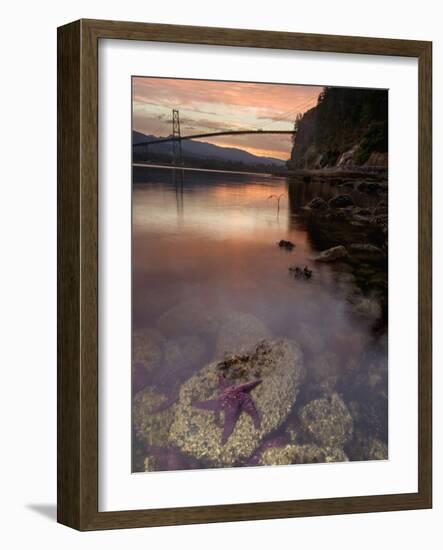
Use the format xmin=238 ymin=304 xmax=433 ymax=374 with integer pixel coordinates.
xmin=299 ymin=393 xmax=353 ymax=448
xmin=338 ymin=181 xmax=355 ymax=189
xmin=288 ymin=265 xmax=313 ymax=280
xmin=143 ymin=446 xmax=200 ymax=472
xmin=169 ymin=339 xmax=305 ymax=467
xmin=347 ymin=293 xmax=382 ymax=323
xmin=278 ymin=239 xmax=295 ymax=251
xmin=328 ymin=194 xmax=354 ymax=208
xmin=132 ymin=328 xmax=164 ymax=374
xmin=357 ymin=181 xmax=382 ymax=193
xmin=368 ymin=438 xmax=388 ymax=460
xmin=345 ymin=429 xmax=388 ymax=461
xmin=133 ymin=387 xmax=176 ymax=448
xmin=215 ymin=311 xmax=271 ymax=357
xmin=307 ymin=197 xmax=328 ymax=210
xmin=258 ymin=443 xmax=348 ymax=466
xmin=349 ymin=243 xmax=385 ymax=257
xmin=313 ymin=245 xmax=348 ymax=262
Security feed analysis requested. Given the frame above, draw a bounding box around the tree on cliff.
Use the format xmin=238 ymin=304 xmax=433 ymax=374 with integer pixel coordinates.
xmin=292 ymin=113 xmax=303 ymax=144
xmin=288 ymin=86 xmax=388 ymax=169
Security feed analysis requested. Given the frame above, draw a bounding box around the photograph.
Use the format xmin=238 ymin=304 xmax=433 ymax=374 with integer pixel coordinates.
xmin=131 ymin=76 xmax=389 ymax=473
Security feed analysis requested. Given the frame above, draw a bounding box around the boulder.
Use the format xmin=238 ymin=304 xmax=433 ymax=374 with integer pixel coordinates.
xmin=345 ymin=429 xmax=388 ymax=461
xmin=328 ymin=194 xmax=354 ymax=208
xmin=347 ymin=293 xmax=382 ymax=323
xmin=143 ymin=447 xmax=200 ymax=472
xmin=132 ymin=328 xmax=164 ymax=374
xmin=357 ymin=181 xmax=382 ymax=193
xmin=215 ymin=311 xmax=271 ymax=357
xmin=338 ymin=181 xmax=355 ymax=189
xmin=299 ymin=393 xmax=353 ymax=448
xmin=313 ymin=245 xmax=348 ymax=262
xmin=133 ymin=387 xmax=176 ymax=448
xmin=306 ymin=197 xmax=328 ymax=210
xmin=368 ymin=438 xmax=388 ymax=460
xmin=258 ymin=443 xmax=348 ymax=466
xmin=350 ymin=243 xmax=385 ymax=257
xmin=132 ymin=328 xmax=170 ymax=391
xmin=169 ymin=339 xmax=305 ymax=467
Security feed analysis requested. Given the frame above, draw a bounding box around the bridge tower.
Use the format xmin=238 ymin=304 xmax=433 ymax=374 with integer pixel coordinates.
xmin=171 ymin=109 xmax=183 ymax=165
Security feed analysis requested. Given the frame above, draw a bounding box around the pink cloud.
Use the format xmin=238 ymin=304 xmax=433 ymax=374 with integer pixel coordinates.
xmin=132 ymin=76 xmax=323 ymax=160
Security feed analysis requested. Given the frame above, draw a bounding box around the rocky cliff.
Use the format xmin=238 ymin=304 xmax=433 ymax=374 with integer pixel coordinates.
xmin=287 ymin=87 xmax=388 ymax=171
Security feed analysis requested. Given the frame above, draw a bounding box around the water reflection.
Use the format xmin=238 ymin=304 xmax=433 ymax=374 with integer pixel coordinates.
xmin=132 ymin=166 xmax=388 ymax=471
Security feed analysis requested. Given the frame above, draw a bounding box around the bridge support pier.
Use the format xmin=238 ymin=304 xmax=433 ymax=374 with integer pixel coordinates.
xmin=172 ymin=109 xmax=183 ymax=165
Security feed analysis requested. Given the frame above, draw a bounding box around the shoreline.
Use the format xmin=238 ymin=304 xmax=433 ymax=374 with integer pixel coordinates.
xmin=287 ymin=167 xmax=388 ymax=179
xmin=133 ymin=162 xmax=285 ymax=178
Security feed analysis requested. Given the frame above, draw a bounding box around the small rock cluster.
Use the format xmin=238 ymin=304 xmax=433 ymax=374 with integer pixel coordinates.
xmin=278 ymin=239 xmax=295 ymax=251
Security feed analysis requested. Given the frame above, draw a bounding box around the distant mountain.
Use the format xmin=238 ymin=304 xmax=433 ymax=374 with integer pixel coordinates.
xmin=132 ymin=130 xmax=285 ymax=167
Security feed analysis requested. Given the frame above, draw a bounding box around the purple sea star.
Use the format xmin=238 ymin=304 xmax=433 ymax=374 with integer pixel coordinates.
xmin=193 ymin=374 xmax=262 ymax=445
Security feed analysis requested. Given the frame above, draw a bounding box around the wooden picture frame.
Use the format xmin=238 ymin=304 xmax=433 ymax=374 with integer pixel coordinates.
xmin=57 ymin=18 xmax=432 ymax=530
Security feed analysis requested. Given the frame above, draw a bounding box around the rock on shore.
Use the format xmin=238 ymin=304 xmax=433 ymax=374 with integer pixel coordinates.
xmin=313 ymin=245 xmax=348 ymax=262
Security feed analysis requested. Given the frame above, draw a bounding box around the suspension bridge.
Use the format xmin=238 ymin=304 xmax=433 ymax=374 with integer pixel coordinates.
xmin=133 ymin=108 xmax=298 ymax=165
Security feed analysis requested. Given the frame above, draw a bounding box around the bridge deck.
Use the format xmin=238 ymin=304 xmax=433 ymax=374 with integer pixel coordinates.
xmin=133 ymin=129 xmax=294 ymax=147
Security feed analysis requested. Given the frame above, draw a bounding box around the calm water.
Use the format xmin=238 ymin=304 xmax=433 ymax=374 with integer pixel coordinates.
xmin=132 ymin=165 xmax=388 ymax=468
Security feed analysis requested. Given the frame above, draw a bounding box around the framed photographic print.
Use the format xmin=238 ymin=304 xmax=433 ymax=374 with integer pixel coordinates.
xmin=57 ymin=19 xmax=432 ymax=530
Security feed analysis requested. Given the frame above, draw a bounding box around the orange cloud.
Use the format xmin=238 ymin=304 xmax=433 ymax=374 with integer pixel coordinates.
xmin=132 ymin=77 xmax=322 ymax=160
xmin=133 ymin=77 xmax=321 ymax=115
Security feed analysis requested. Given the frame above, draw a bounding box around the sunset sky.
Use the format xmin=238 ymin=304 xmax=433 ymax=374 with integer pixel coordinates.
xmin=132 ymin=77 xmax=323 ymax=160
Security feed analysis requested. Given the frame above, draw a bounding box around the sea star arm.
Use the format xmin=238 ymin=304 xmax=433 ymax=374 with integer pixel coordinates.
xmin=238 ymin=379 xmax=262 ymax=393
xmin=221 ymin=401 xmax=241 ymax=445
xmin=242 ymin=395 xmax=261 ymax=429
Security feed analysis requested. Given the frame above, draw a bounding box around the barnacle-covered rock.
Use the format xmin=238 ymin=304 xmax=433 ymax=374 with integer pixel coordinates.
xmin=169 ymin=339 xmax=305 ymax=467
xmin=133 ymin=387 xmax=176 ymax=448
xmin=368 ymin=438 xmax=388 ymax=460
xmin=143 ymin=446 xmax=201 ymax=472
xmin=345 ymin=428 xmax=388 ymax=461
xmin=299 ymin=393 xmax=353 ymax=448
xmin=215 ymin=312 xmax=271 ymax=357
xmin=258 ymin=443 xmax=348 ymax=466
